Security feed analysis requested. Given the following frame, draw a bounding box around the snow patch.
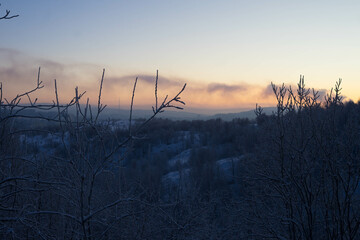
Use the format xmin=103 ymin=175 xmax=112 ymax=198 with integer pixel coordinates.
xmin=168 ymin=149 xmax=192 ymax=168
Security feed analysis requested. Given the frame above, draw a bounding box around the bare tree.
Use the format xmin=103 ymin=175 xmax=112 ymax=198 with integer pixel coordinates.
xmin=0 ymin=68 xmax=186 ymax=239
xmin=246 ymin=77 xmax=360 ymax=239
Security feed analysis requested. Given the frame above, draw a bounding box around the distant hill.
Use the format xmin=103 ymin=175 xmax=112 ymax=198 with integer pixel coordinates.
xmin=16 ymin=105 xmax=277 ymax=121
xmin=208 ymin=107 xmax=277 ymax=121
xmin=99 ymin=108 xmax=207 ymax=121
xmin=100 ymin=106 xmax=277 ymax=121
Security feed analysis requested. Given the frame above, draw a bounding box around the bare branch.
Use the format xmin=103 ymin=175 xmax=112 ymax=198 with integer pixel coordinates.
xmin=155 ymin=69 xmax=158 ymax=112
xmin=0 ymin=4 xmax=19 ymax=20
xmin=128 ymin=77 xmax=138 ymax=137
xmin=95 ymin=68 xmax=106 ymax=123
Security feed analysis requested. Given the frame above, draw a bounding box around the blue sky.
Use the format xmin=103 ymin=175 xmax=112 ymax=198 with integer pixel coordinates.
xmin=1 ymin=0 xmax=359 ymax=111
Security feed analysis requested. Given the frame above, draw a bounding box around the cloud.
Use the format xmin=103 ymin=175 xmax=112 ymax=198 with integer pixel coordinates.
xmin=261 ymin=83 xmax=275 ymax=97
xmin=0 ymin=48 xmax=67 ymax=83
xmin=0 ymin=66 xmax=23 ymax=80
xmin=207 ymin=83 xmax=247 ymax=93
xmin=0 ymin=48 xmax=103 ymax=103
xmin=0 ymin=48 xmax=339 ymax=109
xmin=311 ymin=88 xmax=327 ymax=101
xmin=105 ymin=74 xmax=180 ymax=88
xmin=0 ymin=48 xmax=20 ymax=54
xmin=0 ymin=48 xmax=189 ymax=107
xmin=259 ymin=82 xmax=330 ymax=102
xmin=37 ymin=59 xmax=65 ymax=72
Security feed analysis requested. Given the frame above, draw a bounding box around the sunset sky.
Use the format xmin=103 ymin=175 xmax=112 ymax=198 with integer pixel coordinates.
xmin=1 ymin=0 xmax=359 ymax=113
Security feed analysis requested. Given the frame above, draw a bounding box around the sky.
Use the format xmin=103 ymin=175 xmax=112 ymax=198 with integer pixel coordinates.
xmin=1 ymin=0 xmax=359 ymax=113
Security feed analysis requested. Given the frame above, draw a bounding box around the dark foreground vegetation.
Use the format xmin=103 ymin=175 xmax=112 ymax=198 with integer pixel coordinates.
xmin=1 ymin=70 xmax=360 ymax=240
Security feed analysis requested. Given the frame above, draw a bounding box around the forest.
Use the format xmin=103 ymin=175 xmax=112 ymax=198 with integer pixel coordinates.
xmin=1 ymin=66 xmax=359 ymax=240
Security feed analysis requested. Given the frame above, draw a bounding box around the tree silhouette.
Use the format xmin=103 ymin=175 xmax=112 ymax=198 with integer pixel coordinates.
xmin=0 ymin=3 xmax=18 ymax=20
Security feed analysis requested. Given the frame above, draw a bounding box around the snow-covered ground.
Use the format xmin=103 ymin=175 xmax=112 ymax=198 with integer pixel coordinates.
xmin=19 ymin=132 xmax=68 ymax=148
xmin=162 ymin=168 xmax=190 ymax=186
xmin=162 ymin=155 xmax=244 ymax=190
xmin=168 ymin=149 xmax=192 ymax=168
xmin=102 ymin=119 xmax=130 ymax=131
xmin=215 ymin=156 xmax=243 ymax=182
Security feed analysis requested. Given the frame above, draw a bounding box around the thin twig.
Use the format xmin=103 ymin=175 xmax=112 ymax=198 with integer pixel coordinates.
xmin=129 ymin=77 xmax=138 ymax=137
xmin=95 ymin=69 xmax=106 ymax=123
xmin=155 ymin=70 xmax=158 ymax=111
